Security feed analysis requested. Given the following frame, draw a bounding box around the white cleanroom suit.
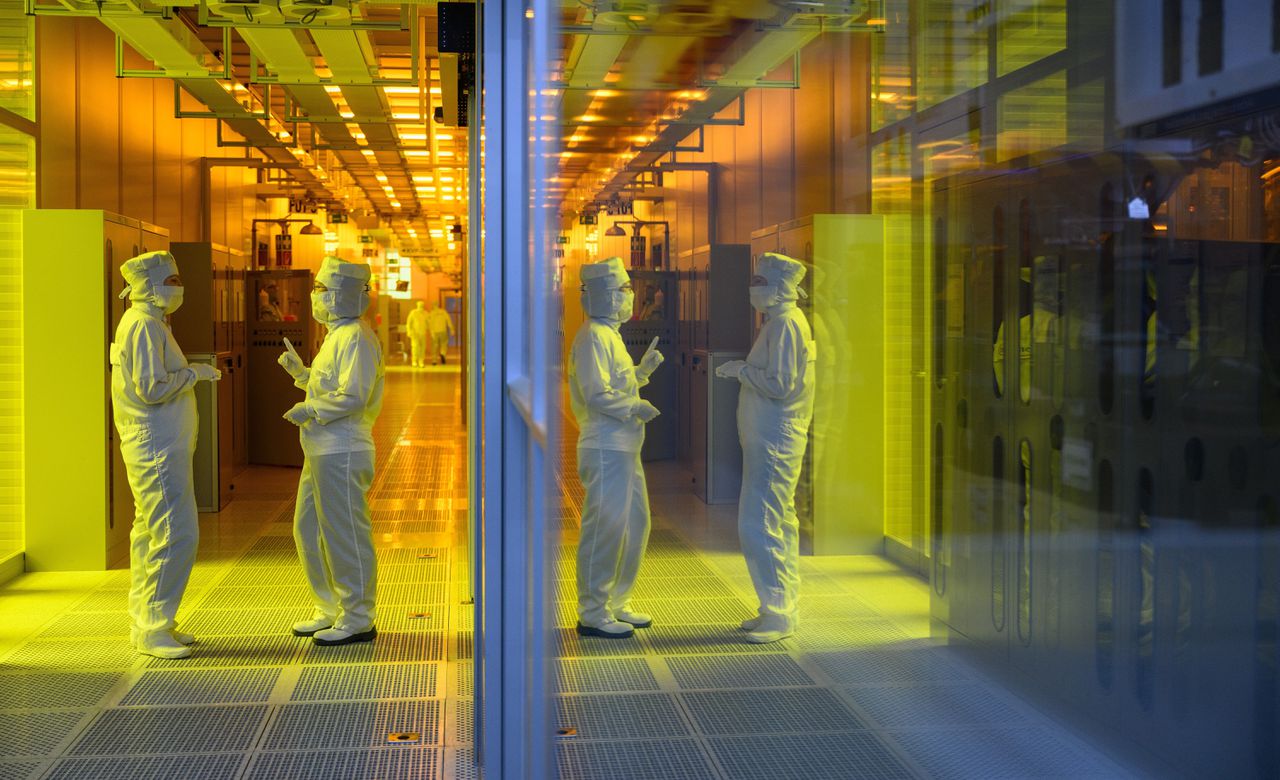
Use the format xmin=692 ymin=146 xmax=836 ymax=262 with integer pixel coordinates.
xmin=569 ymin=256 xmax=664 ymax=638
xmin=406 ymin=301 xmax=428 ymax=367
xmin=112 ymin=250 xmax=221 ymax=660
xmin=278 ymin=256 xmax=385 ymax=646
xmin=716 ymin=252 xmax=815 ymax=643
xmin=426 ymin=305 xmax=454 ymax=365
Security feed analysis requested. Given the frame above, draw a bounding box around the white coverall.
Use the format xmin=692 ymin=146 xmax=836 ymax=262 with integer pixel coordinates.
xmin=569 ymin=257 xmax=662 ymax=631
xmin=280 ymin=257 xmax=386 ymax=638
xmin=111 ymin=251 xmax=219 ymax=655
xmin=406 ymin=302 xmax=429 ymax=367
xmin=426 ymin=306 xmax=454 ymax=364
xmin=720 ymin=253 xmax=815 ymax=638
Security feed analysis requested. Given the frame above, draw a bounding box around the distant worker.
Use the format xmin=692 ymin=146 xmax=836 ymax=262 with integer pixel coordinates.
xmin=278 ymin=257 xmax=386 ymax=646
xmin=257 ymin=282 xmax=283 ymax=321
xmin=111 ymin=251 xmax=222 ymax=659
xmin=406 ymin=300 xmax=429 ymax=368
xmin=427 ymin=303 xmax=455 ymax=365
xmin=716 ymin=253 xmax=815 ymax=644
xmin=569 ymin=257 xmax=664 ymax=639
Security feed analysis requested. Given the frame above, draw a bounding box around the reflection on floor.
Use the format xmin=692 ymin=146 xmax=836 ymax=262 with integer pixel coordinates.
xmin=0 ymin=367 xmax=472 ymax=780
xmin=554 ymin=457 xmax=1140 ymax=779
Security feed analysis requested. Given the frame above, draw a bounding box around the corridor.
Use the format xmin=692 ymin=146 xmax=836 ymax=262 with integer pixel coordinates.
xmin=0 ymin=369 xmax=473 ymax=780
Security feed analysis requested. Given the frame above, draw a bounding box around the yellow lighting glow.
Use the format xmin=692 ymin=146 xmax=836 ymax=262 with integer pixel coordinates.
xmin=391 ymin=201 xmax=402 ymax=208
xmin=592 ymin=89 xmax=620 ymax=98
xmin=578 ymin=114 xmax=603 ymax=123
xmin=383 ymin=86 xmax=419 ymax=94
xmin=393 ymin=113 xmax=422 ymax=120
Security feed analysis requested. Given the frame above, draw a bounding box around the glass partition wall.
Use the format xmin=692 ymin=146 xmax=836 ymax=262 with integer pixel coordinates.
xmin=533 ymin=2 xmax=1280 ymax=778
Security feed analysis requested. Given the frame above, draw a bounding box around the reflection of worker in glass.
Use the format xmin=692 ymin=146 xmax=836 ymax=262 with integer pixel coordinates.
xmin=406 ymin=301 xmax=429 ymax=368
xmin=569 ymin=257 xmax=664 ymax=639
xmin=258 ymin=282 xmax=283 ymax=321
xmin=278 ymin=257 xmax=386 ymax=646
xmin=638 ymin=286 xmax=666 ymax=321
xmin=427 ymin=303 xmax=455 ymax=365
xmin=112 ymin=251 xmax=222 ymax=659
xmin=716 ymin=253 xmax=815 ymax=644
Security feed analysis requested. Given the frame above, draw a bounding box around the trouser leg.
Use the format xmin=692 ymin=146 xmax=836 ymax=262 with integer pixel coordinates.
xmin=409 ymin=336 xmax=425 ymax=366
xmin=576 ymin=447 xmax=636 ymax=625
xmin=737 ymin=424 xmax=807 ymax=626
xmin=125 ymin=435 xmax=198 ymax=638
xmin=605 ymin=450 xmax=651 ymax=615
xmin=432 ymin=333 xmax=448 ymax=363
xmin=294 ymin=457 xmax=340 ymax=620
xmin=311 ymin=450 xmax=378 ymax=632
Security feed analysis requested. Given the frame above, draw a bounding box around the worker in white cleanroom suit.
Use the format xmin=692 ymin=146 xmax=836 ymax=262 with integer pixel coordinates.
xmin=278 ymin=256 xmax=386 ymax=646
xmin=716 ymin=252 xmax=816 ymax=643
xmin=569 ymin=257 xmax=664 ymax=639
xmin=406 ymin=300 xmax=429 ymax=368
xmin=426 ymin=303 xmax=455 ymax=365
xmin=111 ymin=250 xmax=221 ymax=659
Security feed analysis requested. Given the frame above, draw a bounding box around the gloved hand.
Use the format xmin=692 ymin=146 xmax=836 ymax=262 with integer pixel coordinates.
xmin=715 ymin=360 xmax=746 ymax=379
xmin=278 ymin=350 xmax=307 ymax=381
xmin=633 ymin=399 xmax=660 ymax=423
xmin=638 ymin=347 xmax=664 ymax=376
xmin=191 ymin=364 xmax=222 ymax=382
xmin=283 ymin=402 xmax=313 ymax=427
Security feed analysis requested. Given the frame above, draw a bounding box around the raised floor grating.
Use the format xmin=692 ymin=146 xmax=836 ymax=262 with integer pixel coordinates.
xmin=447 ymin=698 xmax=474 ymax=745
xmin=640 ymin=624 xmax=796 ymax=655
xmin=627 ymin=577 xmax=736 ymax=601
xmin=810 ymin=647 xmax=973 ymax=686
xmin=3 ymin=640 xmax=139 ymax=670
xmin=142 ymin=634 xmax=299 ymax=669
xmin=68 ymin=590 xmax=130 ymax=613
xmin=0 ymin=762 xmax=43 ymax=780
xmin=447 ymin=747 xmax=479 ymax=780
xmin=196 ymin=587 xmax=314 ymax=611
xmin=69 ymin=705 xmax=268 ymax=755
xmin=556 ymin=658 xmax=660 ymax=693
xmin=554 ymin=629 xmax=648 ymax=659
xmin=664 ymin=654 xmax=814 ymax=690
xmin=261 ymin=700 xmax=442 ymax=750
xmin=844 ymin=683 xmax=1028 ymax=729
xmin=455 ymin=664 xmax=473 ymax=697
xmin=557 ymin=738 xmax=718 ymax=780
xmin=183 ymin=608 xmax=311 ymax=637
xmin=890 ymin=725 xmax=1128 ymax=778
xmin=788 ymin=619 xmax=912 ymax=650
xmin=120 ymin=668 xmax=281 ymax=706
xmin=245 ymin=748 xmax=439 ymax=780
xmin=0 ymin=672 xmax=123 ymax=709
xmin=0 ymin=711 xmax=87 ymax=757
xmin=553 ymin=693 xmax=691 ymax=741
xmin=45 ymin=753 xmax=245 ymax=780
xmin=297 ymin=631 xmax=444 ymax=664
xmin=707 ymin=732 xmax=916 ymax=780
xmin=38 ymin=612 xmax=131 ymax=639
xmin=680 ymin=688 xmax=867 ymax=736
xmin=291 ymin=663 xmax=438 ymax=701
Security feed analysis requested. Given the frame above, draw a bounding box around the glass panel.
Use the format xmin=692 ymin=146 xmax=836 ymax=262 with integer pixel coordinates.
xmin=916 ymin=0 xmax=988 ymax=110
xmin=997 ymin=0 xmax=1067 ymax=77
xmin=0 ymin=124 xmax=31 ymax=560
xmin=0 ymin=0 xmax=34 ymax=121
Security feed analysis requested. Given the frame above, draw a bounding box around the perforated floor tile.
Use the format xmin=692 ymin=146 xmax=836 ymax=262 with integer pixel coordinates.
xmin=69 ymin=705 xmax=268 ymax=755
xmin=45 ymin=753 xmax=245 ymax=780
xmin=261 ymin=700 xmax=442 ymax=750
xmin=553 ymin=693 xmax=691 ymax=740
xmin=377 ymin=547 xmax=450 ymax=565
xmin=844 ymin=683 xmax=1028 ymax=728
xmin=628 ymin=577 xmax=736 ymax=600
xmin=447 ymin=699 xmax=474 ymax=745
xmin=297 ymin=631 xmax=445 ymax=664
xmin=556 ymin=658 xmax=660 ymax=693
xmin=554 ymin=629 xmax=648 ymax=658
xmin=37 ymin=612 xmax=131 ymax=639
xmin=291 ymin=663 xmax=438 ymax=701
xmin=890 ymin=726 xmax=1132 ymax=778
xmin=68 ymin=590 xmax=129 ymax=613
xmin=681 ymin=687 xmax=867 ymax=735
xmin=0 ymin=762 xmax=43 ymax=780
xmin=380 ymin=563 xmax=451 ymax=584
xmin=378 ymin=581 xmax=450 ymax=605
xmin=142 ymin=634 xmax=300 ymax=668
xmin=557 ymin=738 xmax=718 ymax=780
xmin=245 ymin=748 xmax=439 ymax=780
xmin=798 ymin=593 xmax=890 ymax=620
xmin=2 ymin=640 xmax=138 ymax=670
xmin=456 ymin=663 xmax=473 ymax=697
xmin=626 ymin=598 xmax=752 ymax=625
xmin=638 ymin=557 xmax=717 ymax=579
xmin=196 ymin=587 xmax=314 ymax=610
xmin=665 ymin=654 xmax=814 ymax=690
xmin=184 ymin=608 xmax=312 ymax=637
xmin=446 ymin=747 xmax=479 ymax=780
xmin=120 ymin=667 xmax=281 ymax=706
xmin=641 ymin=624 xmax=796 ymax=655
xmin=0 ymin=672 xmax=123 ymax=709
xmin=219 ymin=567 xmax=306 ymax=588
xmin=0 ymin=711 xmax=87 ymax=756
xmin=708 ymin=732 xmax=915 ymax=779
xmin=455 ymin=631 xmax=473 ymax=660
xmin=810 ymin=648 xmax=973 ymax=686
xmin=789 ymin=619 xmax=912 ymax=650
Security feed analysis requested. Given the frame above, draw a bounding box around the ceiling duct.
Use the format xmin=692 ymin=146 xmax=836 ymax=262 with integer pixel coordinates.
xmin=653 ymin=1 xmax=731 ymax=33
xmin=206 ymin=0 xmax=285 ymax=23
xmin=592 ymin=0 xmax=656 ymax=27
xmin=279 ymin=0 xmax=351 ymax=23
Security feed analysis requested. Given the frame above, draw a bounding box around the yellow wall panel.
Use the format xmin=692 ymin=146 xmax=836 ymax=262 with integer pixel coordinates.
xmin=75 ymin=21 xmax=120 ymax=212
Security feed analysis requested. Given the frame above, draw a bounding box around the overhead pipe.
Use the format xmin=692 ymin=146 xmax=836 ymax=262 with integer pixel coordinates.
xmin=656 ymin=161 xmax=719 ymax=246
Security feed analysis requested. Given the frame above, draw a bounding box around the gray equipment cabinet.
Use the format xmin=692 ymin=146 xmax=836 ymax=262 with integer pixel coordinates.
xmin=691 ymin=351 xmax=747 ymax=504
xmin=187 ymin=352 xmax=232 ymax=512
xmin=621 ymin=270 xmax=677 ymax=461
xmin=246 ymin=269 xmax=314 ymax=467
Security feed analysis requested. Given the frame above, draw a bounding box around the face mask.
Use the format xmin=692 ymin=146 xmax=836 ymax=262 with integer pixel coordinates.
xmin=750 ymin=286 xmax=778 ymax=312
xmin=613 ymin=289 xmax=635 ymax=321
xmin=155 ymin=286 xmax=184 ymax=314
xmin=311 ymin=291 xmax=336 ymax=323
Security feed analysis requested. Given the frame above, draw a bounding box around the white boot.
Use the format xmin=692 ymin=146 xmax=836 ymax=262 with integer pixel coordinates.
xmin=313 ymin=625 xmax=377 ymax=646
xmin=135 ymin=631 xmax=192 ymax=660
xmin=613 ymin=609 xmax=653 ymax=628
xmin=744 ymin=613 xmax=794 ymax=644
xmin=291 ymin=614 xmax=335 ymax=637
xmin=740 ymin=615 xmax=763 ymax=631
xmin=576 ymin=620 xmax=635 ymax=639
xmin=172 ymin=629 xmax=196 ymax=645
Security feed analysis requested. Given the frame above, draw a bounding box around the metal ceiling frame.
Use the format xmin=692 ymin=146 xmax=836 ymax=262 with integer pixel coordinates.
xmin=116 ymin=24 xmax=232 ymax=79
xmin=196 ymin=0 xmax=410 ymax=31
xmin=172 ymin=81 xmax=275 ymax=120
